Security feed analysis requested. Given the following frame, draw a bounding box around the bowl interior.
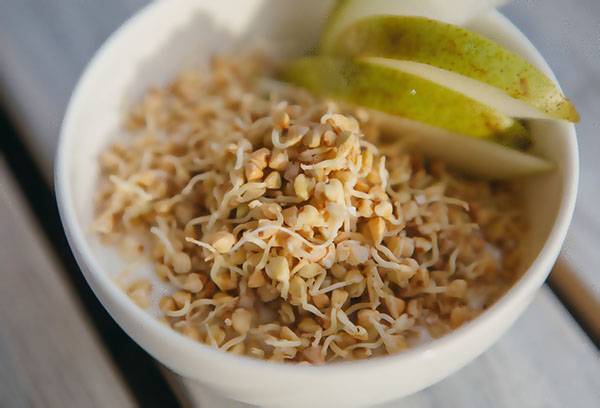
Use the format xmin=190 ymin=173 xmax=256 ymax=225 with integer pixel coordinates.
xmin=56 ymin=0 xmax=577 ymax=406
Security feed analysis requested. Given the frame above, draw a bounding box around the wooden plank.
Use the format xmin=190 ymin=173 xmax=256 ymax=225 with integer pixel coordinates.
xmin=502 ymin=0 xmax=600 ymax=338
xmin=0 ymin=0 xmax=146 ymax=175
xmin=0 ymin=0 xmax=599 ymax=406
xmin=550 ymin=258 xmax=600 ymax=342
xmin=175 ymin=287 xmax=600 ymax=408
xmin=0 ymin=157 xmax=135 ymax=407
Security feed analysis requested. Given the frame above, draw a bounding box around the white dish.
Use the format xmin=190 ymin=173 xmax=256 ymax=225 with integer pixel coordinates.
xmin=55 ymin=1 xmax=578 ymax=407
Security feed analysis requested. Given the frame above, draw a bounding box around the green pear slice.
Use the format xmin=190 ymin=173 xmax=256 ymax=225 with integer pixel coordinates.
xmin=320 ymin=0 xmax=508 ymax=53
xmin=280 ymin=56 xmax=530 ymax=148
xmin=326 ymin=16 xmax=579 ymax=122
xmin=370 ymin=110 xmax=553 ymax=179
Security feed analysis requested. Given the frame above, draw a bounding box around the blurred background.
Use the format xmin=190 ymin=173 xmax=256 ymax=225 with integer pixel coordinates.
xmin=0 ymin=1 xmax=598 ymax=407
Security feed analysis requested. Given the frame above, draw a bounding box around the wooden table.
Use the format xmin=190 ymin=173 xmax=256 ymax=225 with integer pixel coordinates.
xmin=0 ymin=1 xmax=598 ymax=406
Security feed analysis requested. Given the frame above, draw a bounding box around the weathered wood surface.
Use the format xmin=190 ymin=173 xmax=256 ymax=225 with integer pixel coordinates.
xmin=0 ymin=157 xmax=135 ymax=407
xmin=0 ymin=0 xmax=598 ymax=406
xmin=503 ymin=0 xmax=600 ymax=345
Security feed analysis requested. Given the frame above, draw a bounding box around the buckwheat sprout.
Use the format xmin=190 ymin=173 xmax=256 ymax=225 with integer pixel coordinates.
xmin=185 ymin=237 xmax=217 ymax=253
xmin=448 ymin=248 xmax=460 ymax=276
xmin=320 ymin=334 xmax=338 ymax=358
xmin=371 ymin=248 xmax=414 ymax=274
xmin=255 ymin=236 xmax=277 ymax=271
xmin=166 ymin=299 xmax=191 ymax=318
xmin=329 ymin=342 xmax=349 ymax=360
xmin=110 ymin=175 xmax=153 ymax=201
xmin=201 ymin=298 xmax=238 ymax=325
xmin=345 ymin=338 xmax=385 ymax=353
xmin=322 ymin=308 xmax=338 ymax=337
xmin=185 ymin=215 xmax=211 ymax=230
xmin=265 ymin=337 xmax=302 ymax=348
xmin=350 ymin=189 xmax=372 ymax=199
xmin=221 ymin=334 xmax=247 ymax=351
xmin=205 ymin=323 xmax=218 ymax=348
xmin=375 ymin=243 xmax=401 ymax=264
xmin=181 ymin=171 xmax=217 ymax=195
xmin=300 ymin=158 xmax=346 ymax=171
xmin=422 ymin=233 xmax=440 ymax=269
xmin=150 ymin=226 xmax=175 ymax=255
xmin=271 ymin=128 xmax=304 ymax=149
xmin=344 ymin=302 xmax=372 ymax=316
xmin=312 ymin=280 xmax=352 ymax=296
xmin=234 ymin=140 xmax=251 ymax=170
xmin=312 ymin=329 xmax=323 ymax=347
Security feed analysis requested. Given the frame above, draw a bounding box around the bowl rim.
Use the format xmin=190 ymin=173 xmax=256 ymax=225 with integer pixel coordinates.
xmin=55 ymin=0 xmax=579 ymax=377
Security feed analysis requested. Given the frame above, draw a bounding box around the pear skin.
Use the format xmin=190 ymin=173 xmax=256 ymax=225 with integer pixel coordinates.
xmin=319 ymin=0 xmax=505 ymax=53
xmin=327 ymin=16 xmax=579 ymax=122
xmin=370 ymin=110 xmax=553 ymax=179
xmin=281 ymin=57 xmax=531 ymax=148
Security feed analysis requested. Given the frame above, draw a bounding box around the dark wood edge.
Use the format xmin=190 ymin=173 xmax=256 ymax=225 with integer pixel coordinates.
xmin=549 ymin=256 xmax=600 ymax=348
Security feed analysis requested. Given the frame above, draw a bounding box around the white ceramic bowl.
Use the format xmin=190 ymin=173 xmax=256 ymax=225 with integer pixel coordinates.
xmin=55 ymin=1 xmax=578 ymax=407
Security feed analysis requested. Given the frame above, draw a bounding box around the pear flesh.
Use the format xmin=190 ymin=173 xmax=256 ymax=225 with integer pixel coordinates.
xmin=320 ymin=0 xmax=509 ymax=53
xmin=281 ymin=56 xmax=530 ymax=148
xmin=328 ymin=16 xmax=579 ymax=122
xmin=365 ymin=58 xmax=548 ymax=120
xmin=370 ymin=110 xmax=553 ymax=179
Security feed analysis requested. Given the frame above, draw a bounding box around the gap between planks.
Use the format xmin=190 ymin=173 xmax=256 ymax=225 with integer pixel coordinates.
xmin=549 ymin=258 xmax=600 ymax=346
xmin=0 ymin=111 xmax=182 ymax=407
xmin=0 ymin=156 xmax=135 ymax=407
